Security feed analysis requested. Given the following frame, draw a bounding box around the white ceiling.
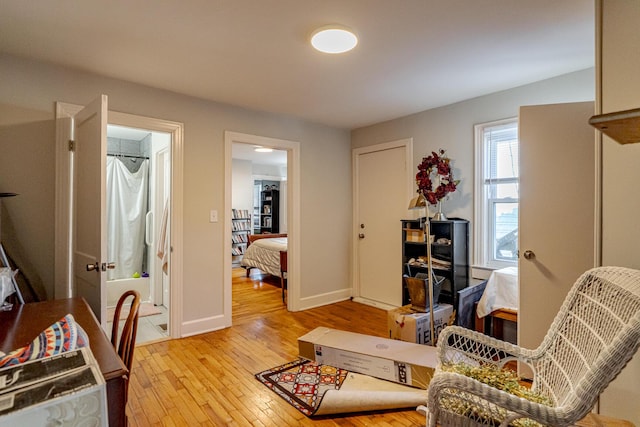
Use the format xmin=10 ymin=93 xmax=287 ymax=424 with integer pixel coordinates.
xmin=232 ymin=143 xmax=288 ymax=167
xmin=0 ymin=0 xmax=594 ymax=132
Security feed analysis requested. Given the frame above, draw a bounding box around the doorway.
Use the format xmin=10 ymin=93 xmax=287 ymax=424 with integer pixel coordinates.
xmin=55 ymin=100 xmax=184 ymax=339
xmin=224 ymin=131 xmax=300 ymax=325
xmin=105 ymin=124 xmax=171 ymax=343
xmin=232 ymin=150 xmax=287 ymax=303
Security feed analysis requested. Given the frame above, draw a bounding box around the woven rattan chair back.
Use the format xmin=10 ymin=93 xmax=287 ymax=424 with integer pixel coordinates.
xmin=531 ymin=267 xmax=640 ymax=409
xmin=425 ymin=266 xmax=640 ymax=427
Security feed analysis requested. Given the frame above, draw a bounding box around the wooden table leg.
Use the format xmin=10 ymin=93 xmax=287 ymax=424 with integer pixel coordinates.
xmin=474 ymin=302 xmax=486 ymax=334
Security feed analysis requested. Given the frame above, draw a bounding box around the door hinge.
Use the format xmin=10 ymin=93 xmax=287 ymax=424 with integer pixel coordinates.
xmin=68 ymin=139 xmax=75 ymax=152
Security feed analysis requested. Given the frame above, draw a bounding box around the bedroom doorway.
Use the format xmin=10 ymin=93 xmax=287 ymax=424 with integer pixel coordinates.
xmin=224 ymin=131 xmax=300 ymax=324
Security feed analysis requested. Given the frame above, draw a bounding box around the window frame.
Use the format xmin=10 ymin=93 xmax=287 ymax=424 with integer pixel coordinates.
xmin=473 ymin=117 xmax=519 ymax=275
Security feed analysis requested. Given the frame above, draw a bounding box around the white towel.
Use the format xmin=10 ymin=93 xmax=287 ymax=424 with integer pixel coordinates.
xmin=157 ymin=199 xmax=169 ymax=274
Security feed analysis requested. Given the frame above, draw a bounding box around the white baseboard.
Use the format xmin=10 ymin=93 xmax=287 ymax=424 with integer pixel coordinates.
xmin=298 ymin=288 xmax=352 ymax=311
xmin=180 ymin=314 xmax=229 ymax=337
xmin=351 ymin=297 xmax=397 ymax=312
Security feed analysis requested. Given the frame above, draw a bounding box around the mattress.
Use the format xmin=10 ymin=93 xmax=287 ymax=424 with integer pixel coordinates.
xmin=240 ymin=237 xmax=287 ymax=277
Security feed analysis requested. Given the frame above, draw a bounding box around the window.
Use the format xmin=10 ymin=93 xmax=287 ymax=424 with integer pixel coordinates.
xmin=474 ymin=118 xmax=519 ymax=271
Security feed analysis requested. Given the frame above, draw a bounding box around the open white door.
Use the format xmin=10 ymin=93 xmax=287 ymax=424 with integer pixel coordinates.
xmin=518 ymin=101 xmax=595 ymax=350
xmin=73 ymin=94 xmax=109 ymax=326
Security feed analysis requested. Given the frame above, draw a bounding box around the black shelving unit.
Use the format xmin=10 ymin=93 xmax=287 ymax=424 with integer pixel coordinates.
xmin=260 ymin=189 xmax=279 ymax=233
xmin=401 ymin=217 xmax=469 ymax=314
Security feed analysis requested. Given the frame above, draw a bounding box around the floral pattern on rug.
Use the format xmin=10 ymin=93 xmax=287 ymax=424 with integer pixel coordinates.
xmin=255 ymin=358 xmax=348 ymax=416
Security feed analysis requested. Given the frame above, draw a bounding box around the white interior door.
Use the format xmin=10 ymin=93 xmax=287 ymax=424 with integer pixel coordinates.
xmin=518 ymin=101 xmax=595 ymax=350
xmin=73 ymin=94 xmax=109 ymax=326
xmin=355 ymin=141 xmax=412 ymax=308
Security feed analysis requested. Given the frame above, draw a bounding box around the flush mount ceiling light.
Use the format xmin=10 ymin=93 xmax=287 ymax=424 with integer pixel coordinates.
xmin=310 ymin=25 xmax=358 ymax=54
xmin=254 ymin=146 xmax=273 ymax=153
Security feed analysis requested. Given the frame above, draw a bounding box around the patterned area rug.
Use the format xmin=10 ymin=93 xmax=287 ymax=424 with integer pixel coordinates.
xmin=255 ymin=358 xmax=348 ymax=416
xmin=255 ymin=358 xmax=429 ymax=417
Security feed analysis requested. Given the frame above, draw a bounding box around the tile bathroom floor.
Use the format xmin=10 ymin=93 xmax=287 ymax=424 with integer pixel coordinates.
xmin=107 ymin=304 xmax=169 ymax=346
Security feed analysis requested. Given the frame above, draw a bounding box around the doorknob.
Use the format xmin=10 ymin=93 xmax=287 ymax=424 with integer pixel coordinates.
xmin=359 ymin=233 xmax=365 ymax=239
xmin=523 ymin=250 xmax=535 ymax=260
xmin=86 ymin=262 xmax=116 ymax=272
xmin=86 ymin=262 xmax=99 ymax=272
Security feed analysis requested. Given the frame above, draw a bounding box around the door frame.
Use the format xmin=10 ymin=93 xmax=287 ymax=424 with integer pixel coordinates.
xmin=55 ymin=102 xmax=184 ymax=338
xmin=351 ymin=138 xmax=414 ymax=305
xmin=224 ymin=131 xmax=300 ymax=317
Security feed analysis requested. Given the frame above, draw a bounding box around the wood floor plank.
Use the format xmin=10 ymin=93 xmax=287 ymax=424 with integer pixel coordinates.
xmin=126 ymin=268 xmax=427 ymax=426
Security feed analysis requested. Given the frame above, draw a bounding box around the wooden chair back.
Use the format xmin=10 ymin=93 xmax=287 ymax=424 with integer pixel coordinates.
xmin=110 ymin=290 xmax=141 ymax=377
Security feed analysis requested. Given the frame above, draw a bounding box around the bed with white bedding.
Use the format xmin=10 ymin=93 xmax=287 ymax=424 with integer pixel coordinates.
xmin=240 ymin=234 xmax=287 ymax=277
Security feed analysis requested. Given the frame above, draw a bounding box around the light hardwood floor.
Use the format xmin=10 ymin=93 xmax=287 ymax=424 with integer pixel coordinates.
xmin=127 ymin=269 xmax=426 ymax=426
xmin=126 ymin=269 xmax=634 ymax=427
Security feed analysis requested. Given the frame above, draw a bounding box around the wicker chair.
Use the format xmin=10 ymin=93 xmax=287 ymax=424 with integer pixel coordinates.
xmin=423 ymin=266 xmax=640 ymax=427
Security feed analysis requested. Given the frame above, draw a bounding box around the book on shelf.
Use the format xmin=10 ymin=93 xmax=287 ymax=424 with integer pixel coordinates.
xmin=231 ymin=208 xmax=250 ymax=219
xmin=232 ymin=234 xmax=248 ymax=244
xmin=232 ymin=221 xmax=251 ymax=231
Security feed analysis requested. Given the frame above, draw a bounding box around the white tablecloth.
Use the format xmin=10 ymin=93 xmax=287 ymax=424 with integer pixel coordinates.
xmin=476 ymin=267 xmax=518 ymax=318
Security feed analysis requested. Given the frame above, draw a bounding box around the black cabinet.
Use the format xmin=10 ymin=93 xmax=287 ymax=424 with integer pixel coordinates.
xmin=401 ymin=218 xmax=469 ymax=314
xmin=260 ymin=189 xmax=279 ymax=233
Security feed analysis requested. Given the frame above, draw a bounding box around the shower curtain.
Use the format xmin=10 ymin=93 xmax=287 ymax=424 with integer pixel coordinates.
xmin=107 ymin=157 xmax=149 ymax=280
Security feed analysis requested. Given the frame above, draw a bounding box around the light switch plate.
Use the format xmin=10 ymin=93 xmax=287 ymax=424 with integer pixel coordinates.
xmin=209 ymin=210 xmax=218 ymax=223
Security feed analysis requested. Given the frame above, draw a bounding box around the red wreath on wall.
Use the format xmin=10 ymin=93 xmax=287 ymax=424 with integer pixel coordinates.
xmin=416 ymin=149 xmax=459 ymax=205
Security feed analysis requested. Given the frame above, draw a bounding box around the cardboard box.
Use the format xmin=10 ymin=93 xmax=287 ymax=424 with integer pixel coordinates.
xmin=298 ymin=327 xmax=437 ymax=389
xmin=388 ymin=303 xmax=454 ymax=345
xmin=0 ymin=348 xmax=108 ymax=426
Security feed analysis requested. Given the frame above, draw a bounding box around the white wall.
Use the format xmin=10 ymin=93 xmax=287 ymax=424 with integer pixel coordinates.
xmin=0 ymin=102 xmax=53 ymax=301
xmin=351 ymin=68 xmax=595 ymax=264
xmin=0 ymin=53 xmax=351 ymax=326
xmin=598 ymin=0 xmax=640 ymax=423
xmin=252 ymin=163 xmax=286 ymax=178
xmin=231 ymin=159 xmax=253 ymax=213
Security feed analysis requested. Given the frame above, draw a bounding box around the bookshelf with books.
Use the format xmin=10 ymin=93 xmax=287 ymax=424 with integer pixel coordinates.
xmin=232 ymin=209 xmax=251 ymax=266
